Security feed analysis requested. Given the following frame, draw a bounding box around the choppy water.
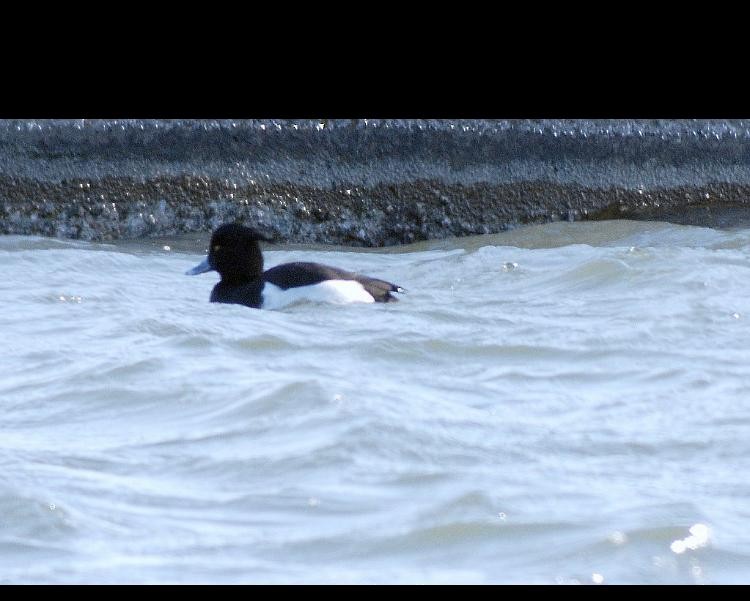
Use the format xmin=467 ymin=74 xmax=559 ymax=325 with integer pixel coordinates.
xmin=3 ymin=219 xmax=750 ymax=584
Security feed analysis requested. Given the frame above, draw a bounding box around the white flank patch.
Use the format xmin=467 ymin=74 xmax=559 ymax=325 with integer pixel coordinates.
xmin=262 ymin=280 xmax=375 ymax=309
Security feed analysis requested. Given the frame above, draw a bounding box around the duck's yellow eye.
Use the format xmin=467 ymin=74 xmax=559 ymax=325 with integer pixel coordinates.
xmin=212 ymin=244 xmax=222 ymax=252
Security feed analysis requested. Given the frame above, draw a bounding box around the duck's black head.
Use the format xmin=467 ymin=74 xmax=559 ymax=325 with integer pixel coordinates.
xmin=186 ymin=223 xmax=273 ymax=283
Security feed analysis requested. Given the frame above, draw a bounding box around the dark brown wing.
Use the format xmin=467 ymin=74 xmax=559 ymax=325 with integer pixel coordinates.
xmin=263 ymin=262 xmax=404 ymax=303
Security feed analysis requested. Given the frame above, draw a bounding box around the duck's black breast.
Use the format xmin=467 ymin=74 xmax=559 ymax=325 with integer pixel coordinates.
xmin=263 ymin=262 xmax=402 ymax=302
xmin=210 ymin=279 xmax=265 ymax=308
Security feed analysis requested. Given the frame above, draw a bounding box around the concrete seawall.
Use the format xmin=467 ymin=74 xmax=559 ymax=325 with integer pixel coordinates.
xmin=2 ymin=119 xmax=750 ymax=246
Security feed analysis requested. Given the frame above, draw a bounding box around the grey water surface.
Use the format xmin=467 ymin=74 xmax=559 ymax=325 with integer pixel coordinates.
xmin=2 ymin=219 xmax=750 ymax=584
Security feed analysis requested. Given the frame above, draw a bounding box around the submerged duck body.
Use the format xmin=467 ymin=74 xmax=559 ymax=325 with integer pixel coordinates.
xmin=186 ymin=224 xmax=405 ymax=309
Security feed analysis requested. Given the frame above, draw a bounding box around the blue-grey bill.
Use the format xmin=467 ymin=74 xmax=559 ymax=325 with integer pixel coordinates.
xmin=185 ymin=257 xmax=213 ymax=275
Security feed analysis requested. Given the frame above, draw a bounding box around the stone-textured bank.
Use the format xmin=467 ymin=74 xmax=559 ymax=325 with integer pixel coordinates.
xmin=2 ymin=119 xmax=750 ymax=246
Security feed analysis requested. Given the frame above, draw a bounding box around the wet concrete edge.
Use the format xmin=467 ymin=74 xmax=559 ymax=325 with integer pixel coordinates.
xmin=2 ymin=119 xmax=750 ymax=246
